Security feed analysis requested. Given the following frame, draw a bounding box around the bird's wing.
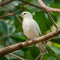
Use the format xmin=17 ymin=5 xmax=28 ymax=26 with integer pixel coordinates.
xmin=32 ymin=19 xmax=42 ymax=36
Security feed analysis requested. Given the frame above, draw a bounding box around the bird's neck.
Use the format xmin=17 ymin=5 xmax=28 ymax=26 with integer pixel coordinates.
xmin=23 ymin=17 xmax=33 ymax=20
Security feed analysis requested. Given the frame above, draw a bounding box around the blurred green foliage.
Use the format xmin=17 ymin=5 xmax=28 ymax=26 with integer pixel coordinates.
xmin=0 ymin=0 xmax=60 ymax=60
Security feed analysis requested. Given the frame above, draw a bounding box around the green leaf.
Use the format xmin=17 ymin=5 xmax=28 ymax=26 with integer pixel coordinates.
xmin=25 ymin=49 xmax=34 ymax=60
xmin=0 ymin=20 xmax=16 ymax=40
xmin=48 ymin=57 xmax=56 ymax=60
xmin=0 ymin=56 xmax=8 ymax=60
xmin=0 ymin=20 xmax=8 ymax=36
xmin=5 ymin=37 xmax=16 ymax=45
xmin=11 ymin=32 xmax=26 ymax=42
xmin=14 ymin=16 xmax=22 ymax=32
xmin=13 ymin=50 xmax=24 ymax=57
xmin=43 ymin=0 xmax=54 ymax=5
xmin=26 ymin=0 xmax=33 ymax=2
xmin=7 ymin=24 xmax=16 ymax=35
xmin=51 ymin=37 xmax=60 ymax=44
xmin=48 ymin=45 xmax=60 ymax=55
xmin=5 ymin=1 xmax=20 ymax=11
xmin=43 ymin=46 xmax=60 ymax=60
xmin=24 ymin=45 xmax=40 ymax=60
xmin=54 ymin=0 xmax=60 ymax=3
xmin=0 ymin=6 xmax=8 ymax=12
xmin=29 ymin=45 xmax=40 ymax=59
xmin=34 ymin=11 xmax=51 ymax=34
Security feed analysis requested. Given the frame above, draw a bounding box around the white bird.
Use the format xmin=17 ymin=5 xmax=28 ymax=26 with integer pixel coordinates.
xmin=20 ymin=11 xmax=47 ymax=55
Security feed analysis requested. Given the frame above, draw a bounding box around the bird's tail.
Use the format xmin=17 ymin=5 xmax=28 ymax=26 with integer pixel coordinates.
xmin=36 ymin=42 xmax=48 ymax=60
xmin=38 ymin=42 xmax=48 ymax=54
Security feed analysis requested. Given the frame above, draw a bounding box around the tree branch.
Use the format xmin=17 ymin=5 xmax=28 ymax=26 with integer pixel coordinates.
xmin=46 ymin=12 xmax=59 ymax=29
xmin=0 ymin=10 xmax=20 ymax=18
xmin=0 ymin=0 xmax=60 ymax=12
xmin=20 ymin=0 xmax=60 ymax=12
xmin=0 ymin=0 xmax=60 ymax=18
xmin=37 ymin=0 xmax=60 ymax=12
xmin=19 ymin=0 xmax=42 ymax=9
xmin=0 ymin=29 xmax=60 ymax=57
xmin=9 ymin=53 xmax=25 ymax=60
xmin=37 ymin=0 xmax=59 ymax=29
xmin=14 ymin=15 xmax=22 ymax=24
xmin=0 ymin=0 xmax=14 ymax=6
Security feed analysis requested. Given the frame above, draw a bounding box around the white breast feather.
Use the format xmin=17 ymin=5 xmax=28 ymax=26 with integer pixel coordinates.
xmin=22 ymin=18 xmax=41 ymax=40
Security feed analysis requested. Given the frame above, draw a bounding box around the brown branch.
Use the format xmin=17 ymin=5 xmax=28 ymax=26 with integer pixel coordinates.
xmin=37 ymin=0 xmax=59 ymax=29
xmin=0 ymin=0 xmax=60 ymax=12
xmin=0 ymin=10 xmax=20 ymax=18
xmin=19 ymin=0 xmax=42 ymax=9
xmin=0 ymin=0 xmax=60 ymax=18
xmin=46 ymin=12 xmax=59 ymax=29
xmin=0 ymin=0 xmax=14 ymax=6
xmin=20 ymin=0 xmax=60 ymax=12
xmin=37 ymin=0 xmax=60 ymax=12
xmin=0 ymin=29 xmax=60 ymax=57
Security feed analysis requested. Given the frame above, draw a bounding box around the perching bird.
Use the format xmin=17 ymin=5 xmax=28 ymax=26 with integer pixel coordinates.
xmin=20 ymin=11 xmax=47 ymax=55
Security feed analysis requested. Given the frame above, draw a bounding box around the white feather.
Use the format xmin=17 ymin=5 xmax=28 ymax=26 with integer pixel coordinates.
xmin=21 ymin=11 xmax=47 ymax=54
xmin=22 ymin=17 xmax=41 ymax=40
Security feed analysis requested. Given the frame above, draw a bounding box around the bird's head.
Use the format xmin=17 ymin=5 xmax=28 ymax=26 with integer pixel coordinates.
xmin=20 ymin=11 xmax=33 ymax=19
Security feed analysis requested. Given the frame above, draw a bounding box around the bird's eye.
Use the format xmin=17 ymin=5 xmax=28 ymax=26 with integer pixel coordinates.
xmin=24 ymin=13 xmax=26 ymax=15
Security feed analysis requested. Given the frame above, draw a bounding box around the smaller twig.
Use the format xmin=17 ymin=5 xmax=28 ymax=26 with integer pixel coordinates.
xmin=14 ymin=15 xmax=22 ymax=24
xmin=37 ymin=0 xmax=59 ymax=30
xmin=36 ymin=54 xmax=43 ymax=60
xmin=0 ymin=10 xmax=20 ymax=18
xmin=0 ymin=0 xmax=60 ymax=12
xmin=9 ymin=53 xmax=25 ymax=60
xmin=20 ymin=0 xmax=60 ymax=12
xmin=35 ymin=53 xmax=41 ymax=60
xmin=46 ymin=11 xmax=59 ymax=29
xmin=19 ymin=0 xmax=42 ymax=9
xmin=35 ymin=51 xmax=47 ymax=60
xmin=0 ymin=0 xmax=15 ymax=6
xmin=37 ymin=0 xmax=60 ymax=12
